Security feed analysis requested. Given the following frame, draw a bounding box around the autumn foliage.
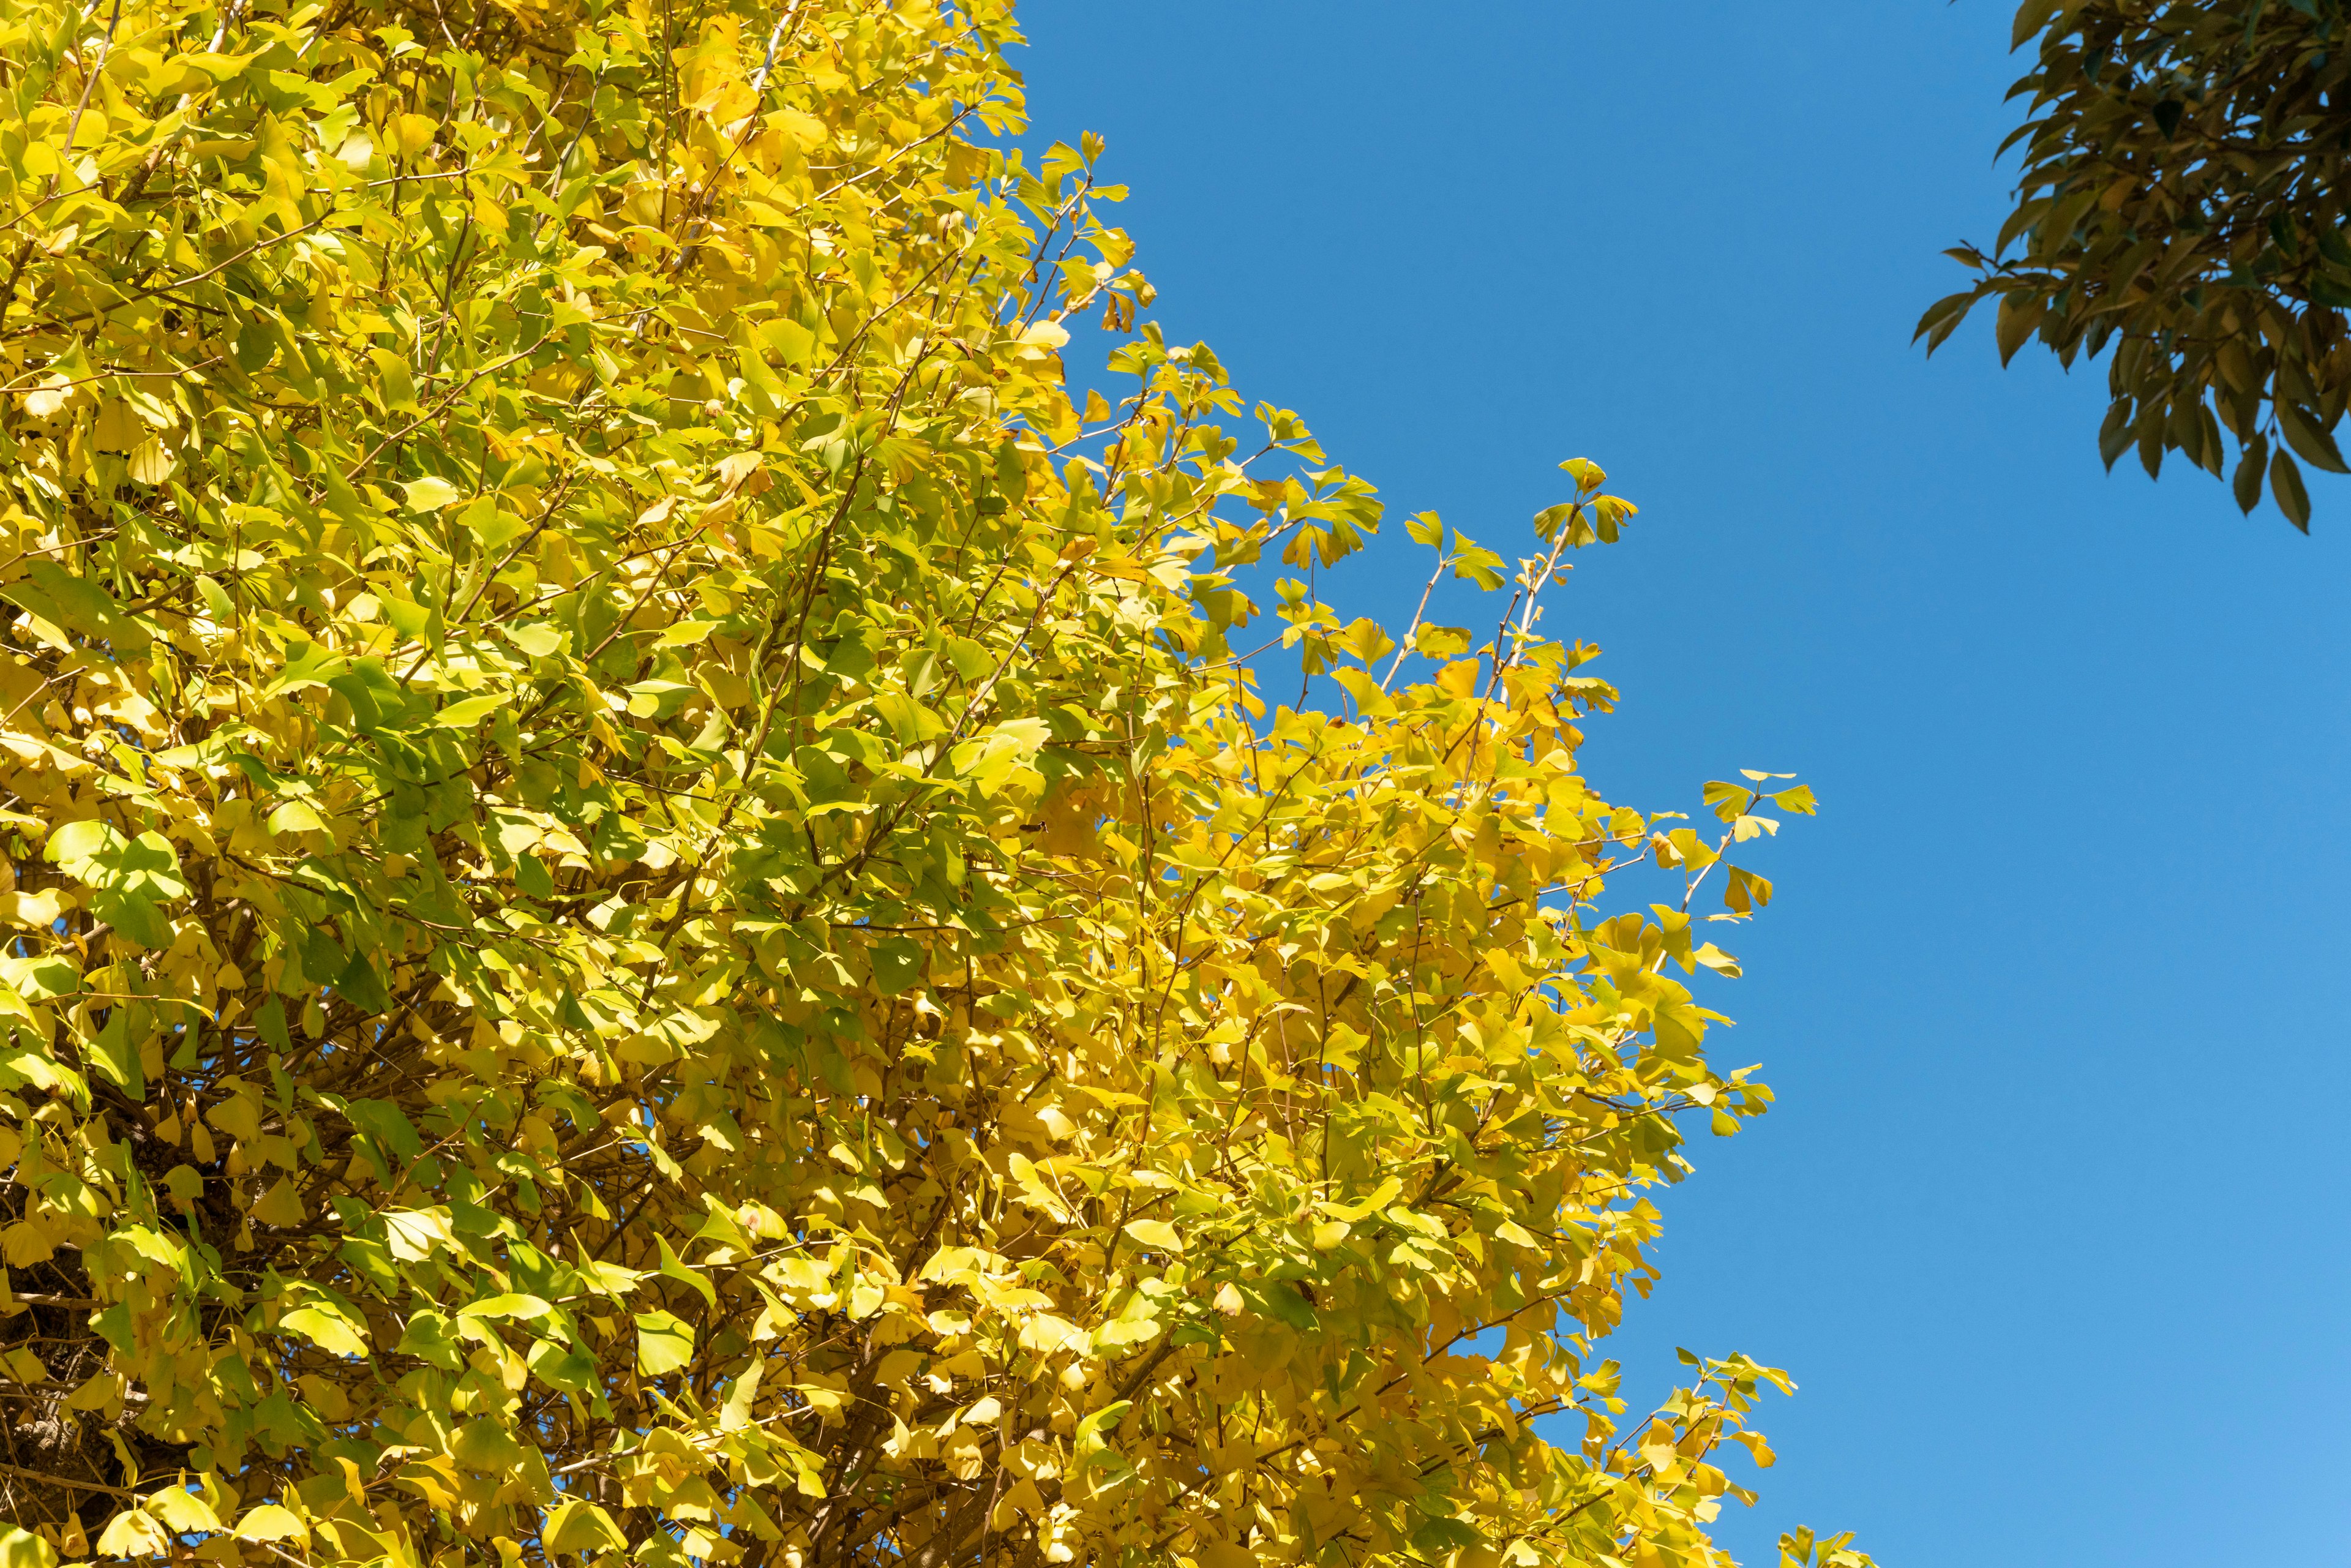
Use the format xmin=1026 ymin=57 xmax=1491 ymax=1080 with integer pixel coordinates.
xmin=0 ymin=2 xmax=1865 ymax=1568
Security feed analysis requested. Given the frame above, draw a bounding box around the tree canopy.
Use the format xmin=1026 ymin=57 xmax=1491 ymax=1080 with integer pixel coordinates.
xmin=0 ymin=2 xmax=1867 ymax=1568
xmin=1921 ymin=0 xmax=2351 ymax=529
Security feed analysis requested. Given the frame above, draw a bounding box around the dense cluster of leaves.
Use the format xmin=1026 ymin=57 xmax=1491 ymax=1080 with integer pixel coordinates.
xmin=1922 ymin=0 xmax=2351 ymax=528
xmin=0 ymin=2 xmax=1871 ymax=1568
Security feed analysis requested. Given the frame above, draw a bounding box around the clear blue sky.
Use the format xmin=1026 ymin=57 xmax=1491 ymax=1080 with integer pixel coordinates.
xmin=1016 ymin=5 xmax=2351 ymax=1567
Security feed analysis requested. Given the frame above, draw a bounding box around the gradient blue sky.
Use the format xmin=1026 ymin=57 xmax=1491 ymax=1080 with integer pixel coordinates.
xmin=1014 ymin=6 xmax=2351 ymax=1567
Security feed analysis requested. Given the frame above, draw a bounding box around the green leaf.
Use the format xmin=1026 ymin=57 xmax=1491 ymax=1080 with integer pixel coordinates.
xmin=2309 ymin=269 xmax=2351 ymax=307
xmin=2012 ymin=0 xmax=2063 ymax=48
xmin=1449 ymin=541 xmax=1506 ymax=590
xmin=396 ymin=1309 xmax=463 ymax=1371
xmin=2098 ymin=402 xmax=2135 ymax=471
xmin=508 ymin=622 xmax=565 ymax=658
xmin=268 ymin=640 xmax=349 ymax=696
xmin=872 ymin=691 xmax=945 ymax=743
xmin=1993 ymin=292 xmax=2045 ymax=365
xmin=2271 ymin=447 xmax=2312 ymax=531
xmin=870 ymin=936 xmax=923 ymax=991
xmin=345 ymin=1100 xmax=426 ymax=1163
xmin=526 ymin=1338 xmax=600 ymax=1396
xmin=336 ymin=950 xmax=391 ymax=1013
xmin=1 ymin=955 xmax=77 ymax=999
xmin=761 ymin=317 xmax=816 ymax=366
xmin=2276 ymin=400 xmax=2350 ymax=473
xmin=21 ymin=560 xmax=149 ymax=651
xmin=656 ymin=1232 xmax=718 ymax=1307
xmin=2235 ymin=434 xmax=2269 ymax=513
xmin=338 ymin=1234 xmax=399 ymax=1296
xmin=1253 ymin=1281 xmax=1318 ymax=1332
xmin=86 ymin=1005 xmax=141 ymax=1095
xmin=1412 ymin=1518 xmax=1484 ymax=1555
xmin=90 ymin=887 xmax=171 ymax=950
xmin=451 ymin=1419 xmax=527 ymax=1470
xmin=383 ymin=596 xmax=438 ymax=643
xmin=435 ymin=691 xmax=510 ymax=727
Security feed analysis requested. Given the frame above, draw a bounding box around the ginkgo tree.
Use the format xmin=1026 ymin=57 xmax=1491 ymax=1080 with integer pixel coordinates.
xmin=0 ymin=2 xmax=1873 ymax=1568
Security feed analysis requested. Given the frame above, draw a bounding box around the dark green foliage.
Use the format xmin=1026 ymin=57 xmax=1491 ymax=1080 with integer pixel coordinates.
xmin=1925 ymin=0 xmax=2351 ymax=529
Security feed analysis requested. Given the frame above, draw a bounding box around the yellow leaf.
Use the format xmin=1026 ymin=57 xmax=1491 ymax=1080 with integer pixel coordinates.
xmin=761 ymin=317 xmax=815 ymax=366
xmin=232 ymin=1505 xmax=309 ymax=1546
xmin=0 ymin=1526 xmax=56 ymax=1568
xmin=655 ymin=619 xmax=719 ymax=648
xmin=1121 ymin=1218 xmax=1183 ymax=1252
xmin=266 ymin=800 xmax=326 ymax=835
xmin=92 ymin=400 xmax=141 ymax=452
xmin=1016 ymin=1313 xmax=1082 ymax=1353
xmin=394 ymin=113 xmax=437 ymax=154
xmin=1 ymin=1222 xmax=53 ymax=1267
xmin=92 ymin=1512 xmax=172 ymax=1558
xmin=636 ymin=1310 xmax=696 ymax=1375
xmin=279 ymin=1304 xmax=369 ymax=1358
xmin=249 ymin=1176 xmax=304 ymax=1227
xmin=0 ymin=888 xmax=70 ymax=928
xmin=127 ymin=438 xmax=178 ymax=486
xmin=542 ymin=1499 xmax=629 ymax=1555
xmin=143 ymin=1486 xmax=222 ymax=1533
xmin=206 ymin=1093 xmax=261 ymax=1142
xmin=381 ymin=1207 xmax=456 ymax=1262
xmin=401 ymin=475 xmax=462 ymax=511
xmin=64 ymin=1373 xmax=114 ymax=1410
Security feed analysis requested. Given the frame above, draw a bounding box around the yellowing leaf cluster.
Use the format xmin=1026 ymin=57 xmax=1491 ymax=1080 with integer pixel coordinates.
xmin=0 ymin=1 xmax=1870 ymax=1568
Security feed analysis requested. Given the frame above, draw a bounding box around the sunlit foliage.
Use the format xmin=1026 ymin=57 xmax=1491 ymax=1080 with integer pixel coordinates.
xmin=0 ymin=3 xmax=1862 ymax=1568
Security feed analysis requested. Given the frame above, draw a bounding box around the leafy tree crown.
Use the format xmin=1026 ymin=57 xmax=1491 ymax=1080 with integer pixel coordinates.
xmin=0 ymin=3 xmax=1862 ymax=1568
xmin=1924 ymin=0 xmax=2351 ymax=528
